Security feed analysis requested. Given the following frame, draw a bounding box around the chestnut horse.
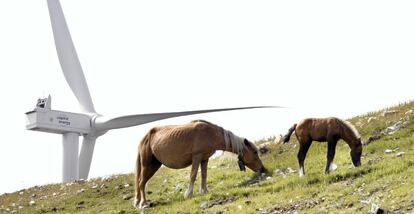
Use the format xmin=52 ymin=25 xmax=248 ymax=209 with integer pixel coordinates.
xmin=282 ymin=117 xmax=362 ymax=177
xmin=133 ymin=120 xmax=266 ymax=208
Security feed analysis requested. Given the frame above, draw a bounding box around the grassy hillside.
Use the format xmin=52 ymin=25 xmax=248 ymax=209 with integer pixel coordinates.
xmin=1 ymin=101 xmax=414 ymax=213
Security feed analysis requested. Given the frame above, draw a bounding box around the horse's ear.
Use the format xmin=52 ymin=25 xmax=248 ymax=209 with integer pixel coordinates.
xmin=244 ymin=139 xmax=254 ymax=149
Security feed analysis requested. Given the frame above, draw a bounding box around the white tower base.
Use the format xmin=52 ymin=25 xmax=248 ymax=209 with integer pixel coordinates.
xmin=62 ymin=133 xmax=79 ymax=182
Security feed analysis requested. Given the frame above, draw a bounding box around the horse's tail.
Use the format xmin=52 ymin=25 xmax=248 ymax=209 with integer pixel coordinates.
xmin=282 ymin=124 xmax=297 ymax=143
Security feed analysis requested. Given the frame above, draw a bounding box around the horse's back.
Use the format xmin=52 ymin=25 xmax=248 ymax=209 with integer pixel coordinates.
xmin=296 ymin=117 xmax=342 ymax=142
xmin=146 ymin=121 xmax=219 ymax=169
xmin=151 ymin=121 xmax=215 ymax=142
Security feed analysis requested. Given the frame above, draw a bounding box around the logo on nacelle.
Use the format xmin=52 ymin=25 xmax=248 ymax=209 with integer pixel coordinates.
xmin=57 ymin=114 xmax=71 ymax=126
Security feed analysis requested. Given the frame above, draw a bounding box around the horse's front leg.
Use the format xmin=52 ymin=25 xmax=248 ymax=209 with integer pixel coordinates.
xmin=325 ymin=140 xmax=338 ymax=174
xmin=184 ymin=154 xmax=202 ymax=198
xmin=199 ymin=159 xmax=209 ymax=194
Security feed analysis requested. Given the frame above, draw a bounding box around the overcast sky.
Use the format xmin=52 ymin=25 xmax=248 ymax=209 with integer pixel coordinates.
xmin=0 ymin=0 xmax=413 ymax=194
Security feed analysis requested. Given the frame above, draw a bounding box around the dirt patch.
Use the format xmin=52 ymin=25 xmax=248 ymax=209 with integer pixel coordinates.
xmin=256 ymin=197 xmax=325 ymax=214
xmin=200 ymin=197 xmax=236 ymax=209
xmin=367 ymin=157 xmax=385 ymax=165
xmin=366 ymin=116 xmax=410 ymax=145
xmin=237 ymin=172 xmax=269 ymax=187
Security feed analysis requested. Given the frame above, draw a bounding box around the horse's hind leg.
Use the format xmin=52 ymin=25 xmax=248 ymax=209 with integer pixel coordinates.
xmin=184 ymin=154 xmax=203 ymax=198
xmin=134 ymin=166 xmax=141 ymax=208
xmin=325 ymin=140 xmax=338 ymax=174
xmin=199 ymin=159 xmax=209 ymax=194
xmin=138 ymin=154 xmax=162 ymax=208
xmin=297 ymin=140 xmax=312 ymax=177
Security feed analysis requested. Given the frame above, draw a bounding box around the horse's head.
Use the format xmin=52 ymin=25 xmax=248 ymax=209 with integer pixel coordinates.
xmin=238 ymin=139 xmax=266 ymax=173
xmin=350 ymin=138 xmax=363 ymax=167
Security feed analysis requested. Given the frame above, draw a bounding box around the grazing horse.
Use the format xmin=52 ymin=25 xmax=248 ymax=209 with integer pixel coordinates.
xmin=133 ymin=120 xmax=266 ymax=208
xmin=282 ymin=117 xmax=362 ymax=177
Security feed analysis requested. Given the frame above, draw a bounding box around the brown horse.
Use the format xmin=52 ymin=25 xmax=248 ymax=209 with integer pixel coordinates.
xmin=282 ymin=117 xmax=362 ymax=177
xmin=133 ymin=120 xmax=266 ymax=208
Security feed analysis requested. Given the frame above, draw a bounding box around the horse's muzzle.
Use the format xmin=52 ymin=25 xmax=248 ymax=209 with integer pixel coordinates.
xmin=260 ymin=166 xmax=268 ymax=174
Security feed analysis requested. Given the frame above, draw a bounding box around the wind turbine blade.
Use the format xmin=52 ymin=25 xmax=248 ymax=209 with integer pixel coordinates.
xmin=95 ymin=106 xmax=280 ymax=131
xmin=47 ymin=0 xmax=95 ymax=113
xmin=62 ymin=133 xmax=79 ymax=182
xmin=78 ymin=137 xmax=97 ymax=179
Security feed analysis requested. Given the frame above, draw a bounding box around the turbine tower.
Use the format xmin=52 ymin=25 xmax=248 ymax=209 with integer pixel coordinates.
xmin=25 ymin=0 xmax=277 ymax=182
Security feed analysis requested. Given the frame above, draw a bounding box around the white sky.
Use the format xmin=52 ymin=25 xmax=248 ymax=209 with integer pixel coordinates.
xmin=0 ymin=0 xmax=413 ymax=194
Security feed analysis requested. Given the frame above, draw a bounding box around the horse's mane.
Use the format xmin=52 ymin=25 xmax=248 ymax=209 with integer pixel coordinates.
xmin=340 ymin=119 xmax=361 ymax=139
xmin=223 ymin=129 xmax=246 ymax=155
xmin=191 ymin=120 xmax=257 ymax=155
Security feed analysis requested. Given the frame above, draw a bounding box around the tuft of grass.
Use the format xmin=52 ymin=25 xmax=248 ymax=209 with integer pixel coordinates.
xmin=1 ymin=101 xmax=414 ymax=213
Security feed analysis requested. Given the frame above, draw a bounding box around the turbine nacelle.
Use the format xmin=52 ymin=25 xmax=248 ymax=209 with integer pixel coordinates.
xmin=26 ymin=95 xmax=92 ymax=135
xmin=26 ymin=95 xmax=109 ymax=138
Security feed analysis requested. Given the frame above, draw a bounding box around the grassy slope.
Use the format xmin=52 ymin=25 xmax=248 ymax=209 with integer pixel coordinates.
xmin=1 ymin=102 xmax=414 ymax=214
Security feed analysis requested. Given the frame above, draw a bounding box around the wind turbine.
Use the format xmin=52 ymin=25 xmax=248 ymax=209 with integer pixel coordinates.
xmin=25 ymin=0 xmax=277 ymax=182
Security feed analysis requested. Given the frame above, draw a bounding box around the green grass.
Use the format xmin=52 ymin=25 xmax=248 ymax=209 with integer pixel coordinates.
xmin=1 ymin=101 xmax=414 ymax=213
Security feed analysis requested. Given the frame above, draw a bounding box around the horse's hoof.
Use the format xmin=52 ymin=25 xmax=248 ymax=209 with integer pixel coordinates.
xmin=184 ymin=191 xmax=193 ymax=198
xmin=199 ymin=188 xmax=208 ymax=194
xmin=329 ymin=163 xmax=338 ymax=172
xmin=298 ymin=169 xmax=305 ymax=177
xmin=139 ymin=202 xmax=150 ymax=209
xmin=133 ymin=198 xmax=140 ymax=208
